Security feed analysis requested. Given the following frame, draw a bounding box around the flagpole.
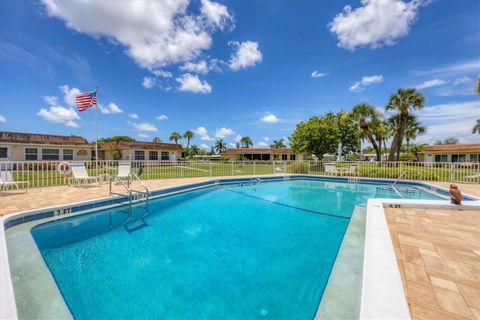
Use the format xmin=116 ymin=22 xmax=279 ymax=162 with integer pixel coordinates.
xmin=95 ymin=86 xmax=99 ymax=173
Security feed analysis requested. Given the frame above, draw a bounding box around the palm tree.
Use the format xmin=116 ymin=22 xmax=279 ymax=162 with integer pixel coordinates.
xmin=472 ymin=119 xmax=480 ymax=134
xmin=389 ymin=114 xmax=426 ymax=148
xmin=240 ymin=136 xmax=253 ymax=148
xmin=351 ymin=103 xmax=383 ymax=161
xmin=189 ymin=144 xmax=200 ymax=156
xmin=183 ymin=130 xmax=194 ymax=149
xmin=214 ymin=139 xmax=227 ymax=154
xmin=169 ymin=132 xmax=181 ymax=144
xmin=407 ymin=143 xmax=425 ymax=162
xmin=270 ymin=138 xmax=287 ymax=148
xmin=385 ymin=88 xmax=425 ymax=161
xmin=152 ymin=137 xmax=161 ymax=143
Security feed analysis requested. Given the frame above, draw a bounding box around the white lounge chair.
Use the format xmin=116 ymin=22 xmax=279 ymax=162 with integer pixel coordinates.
xmin=324 ymin=163 xmax=340 ymax=176
xmin=0 ymin=171 xmax=29 ymax=192
xmin=343 ymin=164 xmax=357 ymax=176
xmin=69 ymin=163 xmax=98 ymax=186
xmin=115 ymin=161 xmax=132 ymax=183
xmin=465 ymin=173 xmax=480 ymax=180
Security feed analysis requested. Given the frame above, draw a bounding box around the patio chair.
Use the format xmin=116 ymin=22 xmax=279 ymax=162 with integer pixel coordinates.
xmin=324 ymin=163 xmax=340 ymax=176
xmin=0 ymin=171 xmax=29 ymax=192
xmin=464 ymin=173 xmax=480 ymax=180
xmin=115 ymin=161 xmax=132 ymax=184
xmin=343 ymin=164 xmax=357 ymax=176
xmin=69 ymin=163 xmax=98 ymax=186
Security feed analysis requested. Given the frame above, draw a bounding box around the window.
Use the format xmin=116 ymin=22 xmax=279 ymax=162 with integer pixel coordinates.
xmin=290 ymin=154 xmax=296 ymax=161
xmin=470 ymin=154 xmax=480 ymax=162
xmin=42 ymin=149 xmax=60 ymax=160
xmin=0 ymin=147 xmax=7 ymax=159
xmin=434 ymin=155 xmax=448 ymax=162
xmin=149 ymin=151 xmax=158 ymax=160
xmin=161 ymin=151 xmax=170 ymax=161
xmin=25 ymin=148 xmax=38 ymax=161
xmin=282 ymin=154 xmax=288 ymax=161
xmin=135 ymin=150 xmax=145 ymax=160
xmin=452 ymin=154 xmax=466 ymax=163
xmin=63 ymin=149 xmax=74 ymax=161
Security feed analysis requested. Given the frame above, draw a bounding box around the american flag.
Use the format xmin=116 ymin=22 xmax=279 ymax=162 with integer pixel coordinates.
xmin=75 ymin=90 xmax=97 ymax=112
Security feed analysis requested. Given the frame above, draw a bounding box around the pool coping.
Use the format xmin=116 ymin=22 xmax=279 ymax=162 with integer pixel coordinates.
xmin=1 ymin=175 xmax=479 ymax=319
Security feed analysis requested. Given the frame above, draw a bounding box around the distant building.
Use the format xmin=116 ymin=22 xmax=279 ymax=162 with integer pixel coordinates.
xmin=0 ymin=131 xmax=92 ymax=161
xmin=100 ymin=141 xmax=182 ymax=161
xmin=221 ymin=148 xmax=304 ymax=161
xmin=418 ymin=144 xmax=480 ymax=162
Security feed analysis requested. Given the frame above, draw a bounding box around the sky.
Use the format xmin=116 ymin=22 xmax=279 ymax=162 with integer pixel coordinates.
xmin=0 ymin=0 xmax=478 ymax=150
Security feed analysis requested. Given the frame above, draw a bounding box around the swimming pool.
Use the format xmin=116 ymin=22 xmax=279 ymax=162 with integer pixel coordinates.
xmin=22 ymin=178 xmax=443 ymax=319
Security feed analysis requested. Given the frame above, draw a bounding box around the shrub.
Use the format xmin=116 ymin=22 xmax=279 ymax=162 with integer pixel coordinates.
xmin=287 ymin=161 xmax=310 ymax=173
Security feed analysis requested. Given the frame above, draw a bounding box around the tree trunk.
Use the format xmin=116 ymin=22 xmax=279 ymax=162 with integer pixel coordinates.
xmin=396 ymin=119 xmax=407 ymax=161
xmin=388 ymin=132 xmax=400 ymax=161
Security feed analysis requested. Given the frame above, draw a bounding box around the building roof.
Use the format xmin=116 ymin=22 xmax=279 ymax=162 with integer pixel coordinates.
xmin=101 ymin=141 xmax=182 ymax=151
xmin=0 ymin=131 xmax=90 ymax=145
xmin=222 ymin=148 xmax=297 ymax=155
xmin=420 ymin=144 xmax=480 ymax=153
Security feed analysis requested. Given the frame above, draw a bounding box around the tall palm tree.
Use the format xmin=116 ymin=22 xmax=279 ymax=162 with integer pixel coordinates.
xmin=270 ymin=138 xmax=287 ymax=148
xmin=385 ymin=88 xmax=425 ymax=161
xmin=169 ymin=132 xmax=181 ymax=145
xmin=472 ymin=119 xmax=480 ymax=134
xmin=189 ymin=144 xmax=200 ymax=156
xmin=388 ymin=114 xmax=426 ymax=149
xmin=351 ymin=103 xmax=383 ymax=161
xmin=214 ymin=139 xmax=227 ymax=154
xmin=183 ymin=130 xmax=194 ymax=149
xmin=240 ymin=136 xmax=253 ymax=148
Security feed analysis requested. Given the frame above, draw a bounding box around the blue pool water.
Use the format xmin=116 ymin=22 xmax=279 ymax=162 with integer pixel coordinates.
xmin=32 ymin=179 xmax=442 ymax=319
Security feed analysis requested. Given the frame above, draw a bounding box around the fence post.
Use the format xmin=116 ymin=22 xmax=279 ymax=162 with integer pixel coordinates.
xmin=307 ymin=160 xmax=310 ymax=174
xmin=209 ymin=161 xmax=213 ymax=177
xmin=253 ymin=161 xmax=256 ymax=175
xmin=272 ymin=161 xmax=275 ymax=174
xmin=450 ymin=162 xmax=455 ymax=182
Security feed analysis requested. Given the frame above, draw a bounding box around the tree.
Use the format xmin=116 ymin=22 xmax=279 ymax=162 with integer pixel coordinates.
xmin=351 ymin=103 xmax=383 ymax=161
xmin=385 ymin=88 xmax=425 ymax=161
xmin=472 ymin=119 xmax=480 ymax=134
xmin=214 ymin=139 xmax=227 ymax=154
xmin=337 ymin=111 xmax=361 ymax=156
xmin=270 ymin=138 xmax=287 ymax=148
xmin=235 ymin=142 xmax=240 ymax=148
xmin=443 ymin=137 xmax=459 ymax=145
xmin=183 ymin=130 xmax=194 ymax=149
xmin=189 ymin=144 xmax=200 ymax=156
xmin=289 ymin=113 xmax=340 ymax=159
xmin=240 ymin=136 xmax=253 ymax=148
xmin=388 ymin=114 xmax=426 ymax=148
xmin=407 ymin=144 xmax=425 ymax=162
xmin=152 ymin=137 xmax=161 ymax=143
xmin=169 ymin=132 xmax=181 ymax=144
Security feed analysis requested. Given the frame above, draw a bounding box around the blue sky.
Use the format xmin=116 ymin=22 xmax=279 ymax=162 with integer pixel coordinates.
xmin=0 ymin=0 xmax=478 ymax=149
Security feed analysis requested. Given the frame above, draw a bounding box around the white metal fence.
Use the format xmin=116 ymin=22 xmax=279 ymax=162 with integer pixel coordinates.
xmin=0 ymin=160 xmax=478 ymax=189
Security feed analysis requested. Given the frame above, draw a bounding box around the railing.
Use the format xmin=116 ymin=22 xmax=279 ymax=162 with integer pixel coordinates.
xmin=0 ymin=160 xmax=478 ymax=190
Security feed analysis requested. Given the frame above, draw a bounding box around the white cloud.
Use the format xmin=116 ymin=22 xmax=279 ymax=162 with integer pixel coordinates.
xmin=234 ymin=134 xmax=242 ymax=142
xmin=129 ymin=113 xmax=139 ymax=119
xmin=42 ymin=1 xmax=234 ymax=70
xmin=229 ymin=41 xmax=262 ymax=70
xmin=37 ymin=106 xmax=80 ymax=127
xmin=143 ymin=77 xmax=156 ymax=89
xmin=199 ymin=143 xmax=210 ymax=150
xmin=200 ymin=0 xmax=234 ymax=30
xmin=100 ymin=102 xmax=123 ymax=114
xmin=180 ymin=60 xmax=209 ymax=74
xmin=228 ymin=143 xmax=236 ymax=147
xmin=417 ymin=101 xmax=480 ymax=143
xmin=414 ymin=60 xmax=480 ymax=77
xmin=156 ymin=114 xmax=168 ymax=120
xmin=152 ymin=70 xmax=173 ymax=78
xmin=311 ymin=71 xmax=328 ymax=78
xmin=329 ymin=0 xmax=427 ymax=50
xmin=452 ymin=76 xmax=472 ymax=85
xmin=260 ymin=113 xmax=279 ymax=123
xmin=416 ymin=79 xmax=447 ymax=90
xmin=59 ymin=84 xmax=81 ymax=107
xmin=194 ymin=126 xmax=213 ymax=140
xmin=0 ymin=115 xmax=6 ymax=123
xmin=132 ymin=122 xmax=157 ymax=132
xmin=263 ymin=137 xmax=269 ymax=141
xmin=215 ymin=127 xmax=234 ymax=138
xmin=137 ymin=133 xmax=150 ymax=138
xmin=177 ymin=73 xmax=212 ymax=93
xmin=350 ymin=74 xmax=384 ymax=92
xmin=256 ymin=141 xmax=268 ymax=148
xmin=44 ymin=96 xmax=58 ymax=105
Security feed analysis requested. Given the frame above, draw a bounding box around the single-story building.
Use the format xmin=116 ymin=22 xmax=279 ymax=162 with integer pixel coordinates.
xmin=100 ymin=141 xmax=182 ymax=162
xmin=221 ymin=148 xmax=305 ymax=161
xmin=418 ymin=144 xmax=480 ymax=162
xmin=0 ymin=131 xmax=92 ymax=162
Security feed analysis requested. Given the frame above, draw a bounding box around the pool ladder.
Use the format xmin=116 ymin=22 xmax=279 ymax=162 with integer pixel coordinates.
xmin=109 ymin=173 xmax=150 ymax=232
xmin=391 ymin=171 xmax=406 ymax=199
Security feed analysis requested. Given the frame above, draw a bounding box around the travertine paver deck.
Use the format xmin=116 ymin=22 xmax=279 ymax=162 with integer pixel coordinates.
xmin=385 ymin=207 xmax=480 ymax=320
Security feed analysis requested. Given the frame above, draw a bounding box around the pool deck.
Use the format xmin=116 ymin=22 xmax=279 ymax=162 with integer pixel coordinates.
xmin=1 ymin=176 xmax=478 ymax=217
xmin=386 ymin=207 xmax=480 ymax=320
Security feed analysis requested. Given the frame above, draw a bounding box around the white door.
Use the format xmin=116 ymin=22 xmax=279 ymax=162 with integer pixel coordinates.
xmin=170 ymin=152 xmax=177 ymax=164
